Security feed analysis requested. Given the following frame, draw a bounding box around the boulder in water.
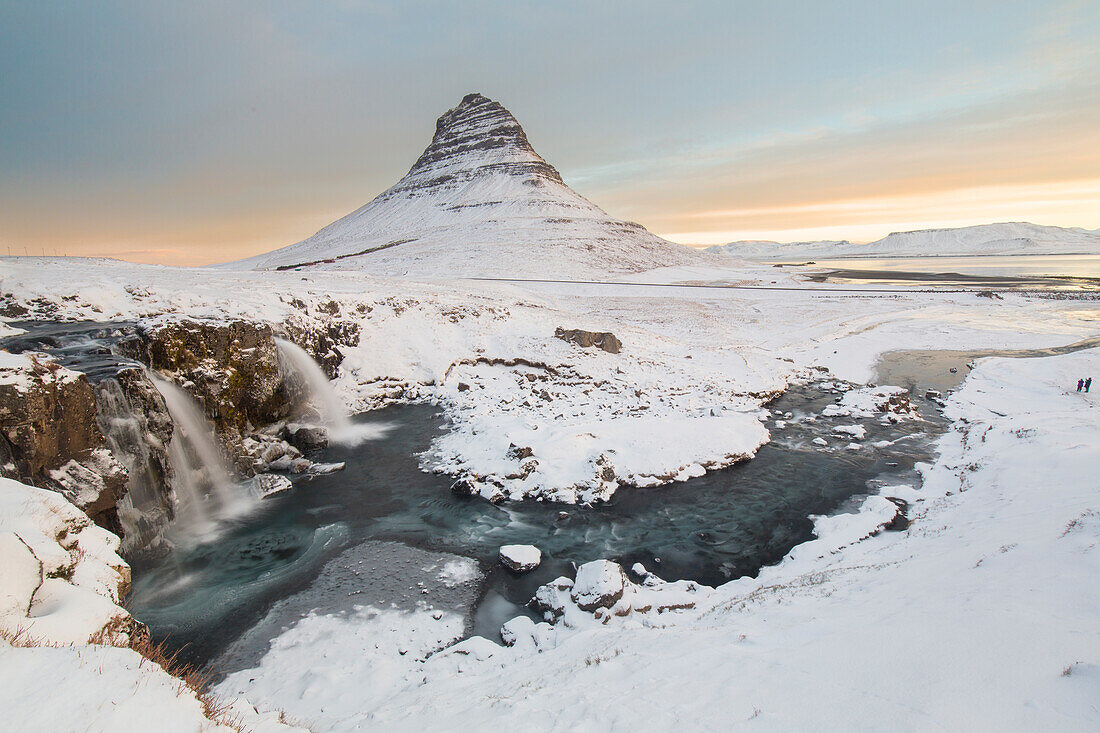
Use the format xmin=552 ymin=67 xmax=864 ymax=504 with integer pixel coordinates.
xmin=499 ymin=544 xmax=542 ymax=572
xmin=248 ymin=473 xmax=293 ymax=499
xmin=286 ymin=423 xmax=329 ymax=452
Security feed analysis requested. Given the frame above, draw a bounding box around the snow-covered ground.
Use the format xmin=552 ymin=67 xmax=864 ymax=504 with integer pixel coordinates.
xmin=4 ymin=257 xmax=1094 ymax=502
xmin=708 ymin=221 xmax=1100 ymax=259
xmin=218 ymin=350 xmax=1100 ymax=731
xmin=2 ymin=254 xmax=1098 ymax=731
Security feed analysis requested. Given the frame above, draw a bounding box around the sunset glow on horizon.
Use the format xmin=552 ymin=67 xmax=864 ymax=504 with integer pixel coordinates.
xmin=2 ymin=1 xmax=1098 ymax=266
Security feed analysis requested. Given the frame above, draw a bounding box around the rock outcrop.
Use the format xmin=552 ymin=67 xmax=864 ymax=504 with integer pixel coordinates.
xmin=0 ymin=475 xmax=147 ymax=647
xmin=0 ymin=353 xmax=127 ymax=534
xmin=498 ymin=544 xmax=542 ymax=573
xmin=124 ymin=318 xmax=292 ymax=451
xmin=554 ymin=327 xmax=622 ymax=354
xmin=282 ymin=310 xmax=361 ymax=380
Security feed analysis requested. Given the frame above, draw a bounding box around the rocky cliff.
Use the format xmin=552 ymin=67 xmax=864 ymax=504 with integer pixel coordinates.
xmin=0 ymin=353 xmax=127 ymax=533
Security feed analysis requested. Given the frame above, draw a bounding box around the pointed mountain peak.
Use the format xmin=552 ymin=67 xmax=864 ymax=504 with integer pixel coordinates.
xmin=408 ymin=93 xmax=562 ymax=183
xmin=235 ymin=92 xmax=705 ymax=278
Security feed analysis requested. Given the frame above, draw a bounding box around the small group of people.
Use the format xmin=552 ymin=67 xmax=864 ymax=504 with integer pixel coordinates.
xmin=1077 ymin=377 xmax=1092 ymax=393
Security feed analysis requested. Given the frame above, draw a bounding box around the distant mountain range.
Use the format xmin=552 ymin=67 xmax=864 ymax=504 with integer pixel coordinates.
xmin=230 ymin=93 xmax=708 ymax=278
xmin=706 ymin=222 xmax=1100 ymax=260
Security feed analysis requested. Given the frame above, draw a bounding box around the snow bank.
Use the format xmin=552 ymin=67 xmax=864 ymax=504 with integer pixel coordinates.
xmin=217 ymin=605 xmax=466 ymax=732
xmin=0 ymin=476 xmax=135 ymax=646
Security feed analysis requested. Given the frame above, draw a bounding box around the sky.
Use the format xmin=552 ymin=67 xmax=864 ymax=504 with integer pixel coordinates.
xmin=1 ymin=0 xmax=1098 ymax=265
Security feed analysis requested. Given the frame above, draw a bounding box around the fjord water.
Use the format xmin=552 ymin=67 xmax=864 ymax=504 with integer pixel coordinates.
xmin=128 ymin=385 xmax=945 ymax=668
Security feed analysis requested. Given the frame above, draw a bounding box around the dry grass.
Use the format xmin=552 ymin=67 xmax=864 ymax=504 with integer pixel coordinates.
xmin=129 ymin=635 xmax=247 ymax=731
xmin=3 ymin=625 xmax=251 ymax=731
xmin=0 ymin=625 xmax=51 ymax=648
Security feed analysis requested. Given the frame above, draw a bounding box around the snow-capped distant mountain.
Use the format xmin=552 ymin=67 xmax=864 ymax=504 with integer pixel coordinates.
xmin=230 ymin=93 xmax=707 ymax=278
xmin=708 ymin=222 xmax=1100 ymax=260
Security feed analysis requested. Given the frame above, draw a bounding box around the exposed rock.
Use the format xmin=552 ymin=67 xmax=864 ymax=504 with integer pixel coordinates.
xmin=506 ymin=443 xmax=534 ymax=460
xmin=0 ymin=354 xmax=127 ymax=533
xmin=125 ymin=318 xmax=291 ymax=446
xmin=555 ymin=327 xmax=622 ymax=354
xmin=884 ymin=496 xmax=911 ymax=531
xmin=499 ymin=544 xmax=542 ymax=572
xmin=286 ymin=423 xmax=329 ymax=452
xmin=450 ymin=477 xmax=476 ymax=497
xmin=281 ymin=316 xmax=361 ymax=380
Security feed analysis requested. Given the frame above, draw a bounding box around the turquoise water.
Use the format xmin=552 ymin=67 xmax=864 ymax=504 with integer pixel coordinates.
xmin=128 ymin=383 xmax=945 ymax=668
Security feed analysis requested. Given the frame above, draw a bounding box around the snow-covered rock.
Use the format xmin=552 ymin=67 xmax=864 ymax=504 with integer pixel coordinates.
xmin=498 ymin=544 xmax=542 ymax=572
xmin=570 ymin=560 xmax=628 ymax=612
xmin=833 ymin=423 xmax=867 ymax=440
xmin=247 ymin=474 xmax=293 ymax=500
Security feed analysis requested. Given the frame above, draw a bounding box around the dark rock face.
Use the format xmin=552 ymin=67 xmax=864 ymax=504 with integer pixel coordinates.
xmin=126 ymin=318 xmax=291 ymax=446
xmin=286 ymin=424 xmax=329 ymax=452
xmin=282 ymin=314 xmax=361 ymax=380
xmin=401 ymin=93 xmax=564 ymax=190
xmin=554 ymin=327 xmax=622 ymax=354
xmin=0 ymin=355 xmax=127 ymax=532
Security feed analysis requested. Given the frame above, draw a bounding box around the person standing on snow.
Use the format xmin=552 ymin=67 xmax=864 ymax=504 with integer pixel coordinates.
xmin=1086 ymin=377 xmax=1093 ymax=393
xmin=1078 ymin=378 xmax=1085 ymax=392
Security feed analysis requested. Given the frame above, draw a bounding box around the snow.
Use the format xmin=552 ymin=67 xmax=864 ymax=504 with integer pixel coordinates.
xmin=1 ymin=225 xmax=1098 ymax=729
xmin=832 ymin=423 xmax=866 ymax=439
xmin=498 ymin=544 xmax=541 ymax=572
xmin=228 ymin=349 xmax=1097 ymax=731
xmin=0 ymin=643 xmax=306 ymax=732
xmin=2 ymin=254 xmax=1095 ymax=503
xmin=227 ymin=93 xmax=712 ymax=279
xmin=0 ymin=476 xmax=133 ymax=646
xmin=438 ymin=558 xmax=480 ymax=587
xmin=216 ymin=605 xmax=466 ymax=732
xmin=0 ymin=475 xmax=302 ymax=732
xmin=709 ymin=222 xmax=1100 ymax=259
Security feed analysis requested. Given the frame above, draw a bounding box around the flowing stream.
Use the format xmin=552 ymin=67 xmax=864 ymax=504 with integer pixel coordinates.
xmin=128 ymin=380 xmax=947 ymax=673
xmin=1 ymin=320 xmax=956 ymax=679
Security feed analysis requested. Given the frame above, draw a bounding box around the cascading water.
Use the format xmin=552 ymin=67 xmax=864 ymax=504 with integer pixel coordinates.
xmin=95 ymin=376 xmax=173 ymax=554
xmin=150 ymin=374 xmax=254 ymax=540
xmin=275 ymin=338 xmax=371 ymax=445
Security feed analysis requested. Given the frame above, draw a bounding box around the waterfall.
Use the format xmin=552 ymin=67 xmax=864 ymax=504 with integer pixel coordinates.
xmin=95 ymin=377 xmax=172 ymax=554
xmin=274 ymin=338 xmax=362 ymax=444
xmin=149 ymin=374 xmax=253 ymax=538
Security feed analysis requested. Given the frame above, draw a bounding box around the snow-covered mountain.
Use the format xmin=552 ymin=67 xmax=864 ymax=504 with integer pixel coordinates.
xmin=708 ymin=222 xmax=1100 ymax=260
xmin=231 ymin=93 xmax=707 ymax=278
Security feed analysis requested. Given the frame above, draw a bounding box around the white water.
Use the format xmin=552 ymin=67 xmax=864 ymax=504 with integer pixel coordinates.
xmin=275 ymin=338 xmax=386 ymax=446
xmin=150 ymin=374 xmax=255 ymax=540
xmin=95 ymin=377 xmax=170 ymax=553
